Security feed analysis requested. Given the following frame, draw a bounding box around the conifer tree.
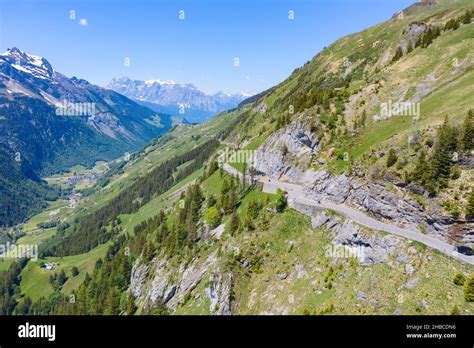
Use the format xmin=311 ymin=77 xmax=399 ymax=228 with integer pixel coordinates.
xmin=412 ymin=150 xmax=430 ymax=184
xmin=460 ymin=110 xmax=473 ymax=152
xmin=386 ymin=149 xmax=398 ymax=167
xmin=461 ymin=9 xmax=472 ymax=25
xmin=430 ymin=117 xmax=457 ymax=188
xmin=466 ymin=189 xmax=474 ymax=221
xmin=58 ymin=269 xmax=68 ymax=286
xmin=391 ymin=46 xmax=403 ymax=63
xmin=228 ymin=212 xmax=240 ymax=235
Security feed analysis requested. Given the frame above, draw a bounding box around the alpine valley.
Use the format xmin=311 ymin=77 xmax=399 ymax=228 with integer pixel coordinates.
xmin=0 ymin=48 xmax=174 ymax=227
xmin=0 ymin=0 xmax=473 ymax=317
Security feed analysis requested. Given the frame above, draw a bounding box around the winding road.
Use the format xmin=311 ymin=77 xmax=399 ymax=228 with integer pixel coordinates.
xmin=222 ymin=163 xmax=474 ymax=266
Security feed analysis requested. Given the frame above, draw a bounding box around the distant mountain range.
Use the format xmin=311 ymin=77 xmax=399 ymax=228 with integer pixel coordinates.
xmin=106 ymin=77 xmax=251 ymax=123
xmin=0 ymin=47 xmax=172 ymax=226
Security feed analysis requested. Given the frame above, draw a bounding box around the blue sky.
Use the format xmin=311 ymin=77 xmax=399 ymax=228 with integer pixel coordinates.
xmin=0 ymin=0 xmax=414 ymax=94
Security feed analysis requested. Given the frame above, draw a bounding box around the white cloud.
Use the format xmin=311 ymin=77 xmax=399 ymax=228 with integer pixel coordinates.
xmin=78 ymin=18 xmax=88 ymax=26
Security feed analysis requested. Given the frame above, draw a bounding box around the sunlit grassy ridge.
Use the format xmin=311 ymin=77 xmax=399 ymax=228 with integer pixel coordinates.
xmin=223 ymin=0 xmax=473 ymax=174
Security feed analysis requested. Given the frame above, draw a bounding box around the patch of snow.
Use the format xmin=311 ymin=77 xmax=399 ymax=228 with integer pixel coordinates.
xmin=145 ymin=79 xmax=176 ymax=85
xmin=12 ymin=64 xmax=49 ymax=80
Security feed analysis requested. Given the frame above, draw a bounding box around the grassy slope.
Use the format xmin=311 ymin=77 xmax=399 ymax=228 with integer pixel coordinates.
xmin=156 ymin=1 xmax=474 ymax=315
xmin=224 ymin=0 xmax=473 ymax=171
xmin=20 ymin=243 xmax=109 ymax=301
xmin=161 ymin=169 xmax=474 ymax=315
xmin=229 ymin=209 xmax=473 ymax=315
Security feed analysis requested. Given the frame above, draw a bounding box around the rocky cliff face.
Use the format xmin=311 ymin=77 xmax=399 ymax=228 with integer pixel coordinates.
xmin=129 ymin=250 xmax=232 ymax=314
xmin=306 ymin=170 xmax=474 ymax=244
xmin=399 ymin=22 xmax=429 ymax=53
xmin=253 ymin=116 xmax=319 ymax=183
xmin=252 ymin=118 xmax=473 ymax=244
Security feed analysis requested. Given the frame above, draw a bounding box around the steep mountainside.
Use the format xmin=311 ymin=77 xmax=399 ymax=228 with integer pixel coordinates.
xmin=107 ymin=77 xmax=249 ymax=123
xmin=3 ymin=0 xmax=473 ymax=316
xmin=226 ymin=0 xmax=474 ymax=243
xmin=0 ymin=144 xmax=58 ymax=227
xmin=118 ymin=0 xmax=473 ymax=315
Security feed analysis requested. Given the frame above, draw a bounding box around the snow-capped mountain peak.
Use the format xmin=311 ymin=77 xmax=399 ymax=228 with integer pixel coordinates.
xmin=1 ymin=47 xmax=54 ymax=80
xmin=145 ymin=78 xmax=176 ymax=86
xmin=214 ymin=91 xmax=231 ymax=97
xmin=106 ymin=77 xmax=252 ymax=123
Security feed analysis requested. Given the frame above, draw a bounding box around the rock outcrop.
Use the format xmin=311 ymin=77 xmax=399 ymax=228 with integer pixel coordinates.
xmin=129 ymin=250 xmax=233 ymax=314
xmin=206 ymin=270 xmax=232 ymax=315
xmin=400 ymin=22 xmax=429 ymax=53
xmin=253 ymin=116 xmax=319 ymax=183
xmin=302 ymin=169 xmax=467 ymax=242
xmin=252 ymin=119 xmax=472 ymax=243
xmin=292 ymin=203 xmax=404 ymax=265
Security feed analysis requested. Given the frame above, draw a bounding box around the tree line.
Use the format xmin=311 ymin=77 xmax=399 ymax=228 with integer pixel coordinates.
xmin=40 ymin=139 xmax=219 ymax=257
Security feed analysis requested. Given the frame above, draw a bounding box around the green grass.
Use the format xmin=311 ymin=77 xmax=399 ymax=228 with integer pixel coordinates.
xmin=120 ymin=168 xmax=204 ymax=234
xmin=229 ymin=208 xmax=474 ymax=315
xmin=201 ymin=171 xmax=226 ymax=196
xmin=18 ymin=228 xmax=56 ymax=246
xmin=354 ymin=116 xmax=412 ymax=160
xmin=0 ymin=259 xmax=13 ymax=271
xmin=17 ymin=199 xmax=69 ymax=246
xmin=237 ymin=187 xmax=275 ymax=219
xmin=20 ymin=242 xmax=109 ymax=301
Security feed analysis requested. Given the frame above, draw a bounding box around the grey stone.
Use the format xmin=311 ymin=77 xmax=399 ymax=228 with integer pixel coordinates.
xmin=405 ymin=263 xmax=415 ymax=276
xmin=407 ymin=182 xmax=424 ymax=195
xmin=241 ymin=259 xmax=251 ymax=268
xmin=311 ymin=211 xmax=332 ymax=229
xmin=396 ymin=253 xmax=409 ymax=263
xmin=253 ymin=116 xmax=319 ymax=185
xmin=405 ymin=277 xmax=419 ymax=290
xmin=356 ymin=291 xmax=368 ymax=301
xmin=408 ymin=132 xmax=421 ymax=145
